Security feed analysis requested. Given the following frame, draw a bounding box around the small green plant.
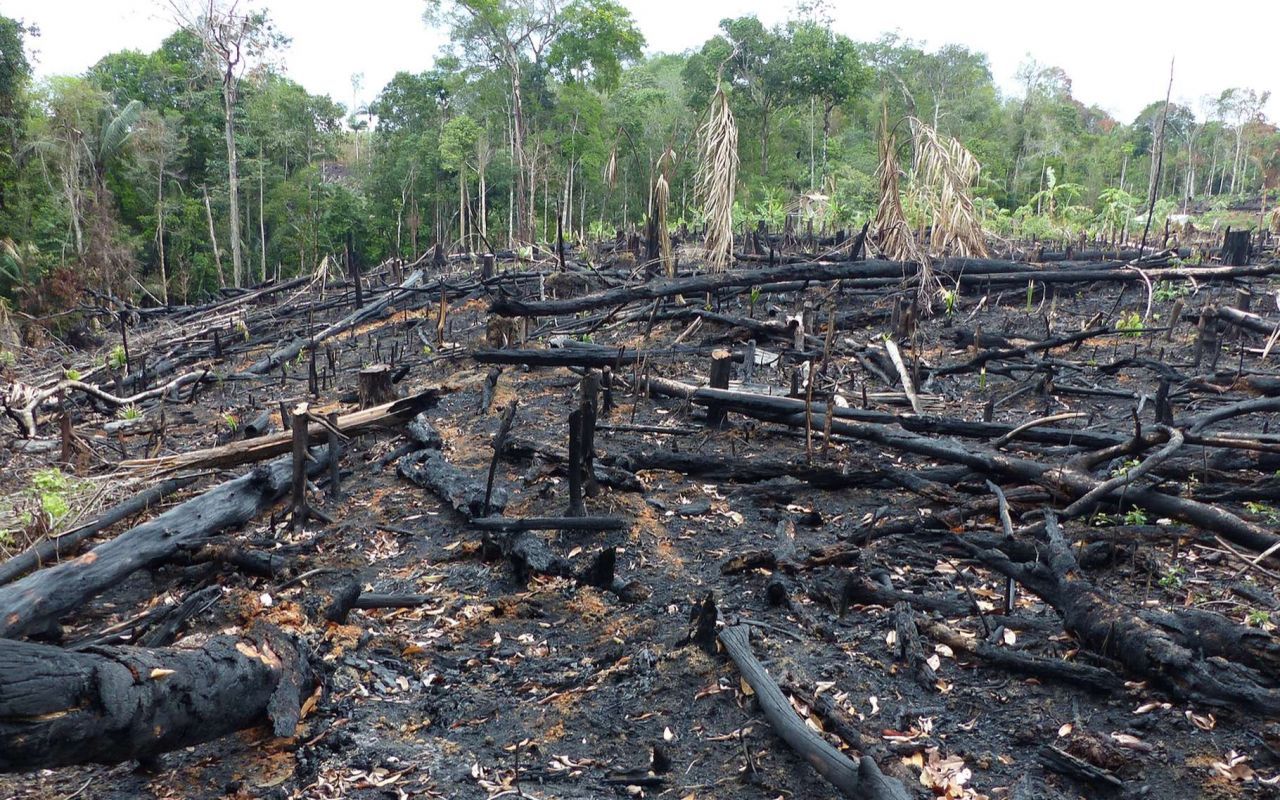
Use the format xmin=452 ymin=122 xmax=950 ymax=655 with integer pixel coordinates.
xmin=1158 ymin=565 xmax=1185 ymax=589
xmin=1110 ymin=458 xmax=1142 ymax=479
xmin=63 ymin=367 xmax=81 ymax=381
xmin=235 ymin=319 xmax=250 ymax=342
xmin=0 ymin=350 xmax=16 ymax=368
xmin=1247 ymin=609 xmax=1271 ymax=628
xmin=978 ymin=366 xmax=986 ymax=391
xmin=1245 ymin=501 xmax=1280 ymax=525
xmin=30 ymin=468 xmax=73 ymax=522
xmin=940 ymin=288 xmax=959 ymax=317
xmin=1153 ymin=281 xmax=1188 ymax=302
xmin=748 ymin=286 xmax=762 ymax=317
xmin=107 ymin=344 xmax=127 ymax=370
xmin=1123 ymin=508 xmax=1149 ymax=526
xmin=577 ymin=333 xmax=594 ymax=344
xmin=117 ymin=404 xmax=143 ymax=421
xmin=1117 ymin=311 xmax=1144 ymax=337
xmin=222 ymin=412 xmax=239 ymax=432
xmin=1091 ymin=511 xmax=1114 ymax=526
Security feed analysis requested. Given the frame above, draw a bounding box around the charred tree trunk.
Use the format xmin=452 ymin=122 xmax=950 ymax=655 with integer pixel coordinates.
xmin=0 ymin=625 xmax=310 ymax=771
xmin=357 ymin=365 xmax=395 ymax=409
xmin=0 ymin=451 xmax=331 ymax=640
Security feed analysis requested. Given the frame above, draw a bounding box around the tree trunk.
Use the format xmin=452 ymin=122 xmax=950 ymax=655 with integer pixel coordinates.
xmin=202 ymin=185 xmax=224 ymax=287
xmin=155 ymin=161 xmax=168 ymax=305
xmin=223 ymin=78 xmax=243 ymax=288
xmin=0 ymin=626 xmax=310 ymax=771
xmin=259 ymin=156 xmax=267 ymax=282
xmin=509 ymin=61 xmax=529 ymax=243
xmin=0 ymin=453 xmax=330 ymax=639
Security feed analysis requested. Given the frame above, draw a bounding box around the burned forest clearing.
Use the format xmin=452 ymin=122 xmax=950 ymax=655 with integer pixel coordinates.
xmin=5 ymin=1 xmax=1280 ymax=798
xmin=2 ymin=227 xmax=1280 ymax=799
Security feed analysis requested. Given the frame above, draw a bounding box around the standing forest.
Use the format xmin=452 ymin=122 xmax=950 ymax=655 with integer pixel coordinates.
xmin=2 ymin=1 xmax=1280 ymax=799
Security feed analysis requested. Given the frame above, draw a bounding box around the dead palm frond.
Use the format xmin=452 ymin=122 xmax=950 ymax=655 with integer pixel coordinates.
xmin=872 ymin=108 xmax=932 ymax=308
xmin=907 ymin=117 xmax=988 ymax=259
xmin=697 ymin=83 xmax=738 ymax=271
xmin=655 ymin=173 xmax=673 ymax=277
xmin=604 ymin=143 xmax=618 ymax=191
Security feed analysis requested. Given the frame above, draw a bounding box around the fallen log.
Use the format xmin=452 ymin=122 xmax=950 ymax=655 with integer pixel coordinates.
xmin=969 ymin=512 xmax=1280 ymax=715
xmin=491 ymin=261 xmax=913 ymax=318
xmin=0 ymin=624 xmax=310 ymax=771
xmin=609 ymin=449 xmax=969 ymax=492
xmin=0 ymin=450 xmax=331 ymax=640
xmin=719 ymin=624 xmax=910 ymax=800
xmin=492 ymin=259 xmax=1280 ymax=318
xmin=647 ymin=380 xmax=1280 ymax=555
xmin=398 ymin=448 xmax=508 ymax=519
xmin=244 ymin=268 xmax=425 ymax=375
xmin=0 ymin=475 xmax=198 ymax=586
xmin=120 ymin=387 xmax=447 ymax=473
xmin=468 ymin=516 xmax=625 ymax=532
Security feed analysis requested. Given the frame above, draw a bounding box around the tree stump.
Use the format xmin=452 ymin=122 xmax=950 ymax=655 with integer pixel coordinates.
xmin=706 ymin=349 xmax=732 ymax=428
xmin=357 ymin=364 xmax=395 ymax=408
xmin=1223 ymin=229 xmax=1251 ymax=266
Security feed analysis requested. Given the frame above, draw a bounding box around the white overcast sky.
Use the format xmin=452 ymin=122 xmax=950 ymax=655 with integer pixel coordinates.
xmin=5 ymin=0 xmax=1278 ymax=123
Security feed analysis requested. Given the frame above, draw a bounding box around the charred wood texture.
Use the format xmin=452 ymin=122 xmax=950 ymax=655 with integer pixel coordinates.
xmin=0 ymin=450 xmax=331 ymax=639
xmin=0 ymin=624 xmax=310 ymax=771
xmin=398 ymin=449 xmax=507 ymax=519
xmin=719 ymin=625 xmax=910 ymax=800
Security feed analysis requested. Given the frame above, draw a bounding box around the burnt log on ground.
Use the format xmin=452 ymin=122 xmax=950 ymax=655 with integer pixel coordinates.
xmin=470 ymin=344 xmax=802 ymax=369
xmin=398 ymin=448 xmax=508 ymax=519
xmin=609 ymin=449 xmax=970 ymax=491
xmin=244 ymin=269 xmax=425 ymax=375
xmin=120 ymin=387 xmax=447 ymax=473
xmin=0 ymin=624 xmax=310 ymax=771
xmin=646 ymin=380 xmax=1280 ymax=556
xmin=0 ymin=449 xmax=332 ymax=640
xmin=968 ymin=512 xmax=1280 ymax=715
xmin=718 ymin=624 xmax=911 ymax=800
xmin=492 ymin=257 xmax=1280 ymax=318
xmin=915 ymin=617 xmax=1121 ymax=693
xmin=0 ymin=475 xmax=198 ymax=586
xmin=468 ymin=516 xmax=625 ymax=532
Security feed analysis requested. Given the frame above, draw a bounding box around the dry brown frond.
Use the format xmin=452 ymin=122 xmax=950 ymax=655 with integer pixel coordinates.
xmin=908 ymin=117 xmax=988 ymax=259
xmin=655 ymin=173 xmax=674 ymax=277
xmin=696 ymin=85 xmax=738 ymax=271
xmin=604 ymin=144 xmax=618 ymax=191
xmin=872 ymin=109 xmax=933 ymax=309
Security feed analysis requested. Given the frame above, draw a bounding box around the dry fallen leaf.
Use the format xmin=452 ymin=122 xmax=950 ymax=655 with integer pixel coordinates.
xmin=1057 ymin=723 xmax=1073 ymax=737
xmin=1185 ymin=709 xmax=1216 ymax=731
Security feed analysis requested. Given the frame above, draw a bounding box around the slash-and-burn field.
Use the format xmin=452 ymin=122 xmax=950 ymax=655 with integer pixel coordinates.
xmin=4 ymin=238 xmax=1280 ymax=799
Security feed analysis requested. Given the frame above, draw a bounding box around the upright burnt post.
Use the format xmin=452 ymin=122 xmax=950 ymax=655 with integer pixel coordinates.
xmin=326 ymin=411 xmax=342 ymax=500
xmin=579 ymin=371 xmax=600 ymax=498
xmin=348 ymin=231 xmax=363 ymax=308
xmin=566 ymin=408 xmax=586 ymax=517
xmin=289 ymin=401 xmax=310 ymax=529
xmin=1222 ymin=228 xmax=1251 ymax=266
xmin=706 ymin=349 xmax=733 ymax=428
xmin=357 ymin=364 xmax=394 ymax=408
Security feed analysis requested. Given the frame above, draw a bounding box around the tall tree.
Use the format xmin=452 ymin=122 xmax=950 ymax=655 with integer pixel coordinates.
xmin=425 ymin=0 xmax=643 ymax=243
xmin=174 ymin=1 xmax=286 ymax=287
